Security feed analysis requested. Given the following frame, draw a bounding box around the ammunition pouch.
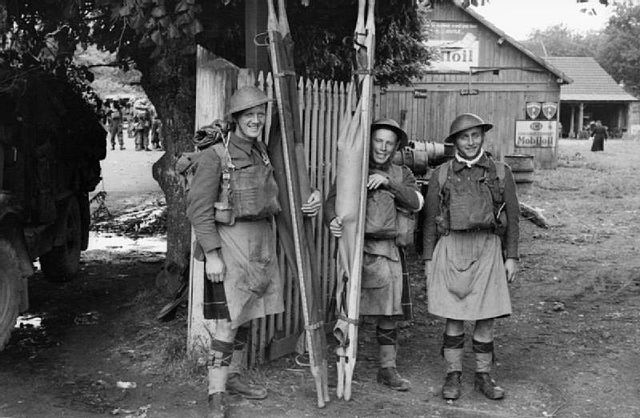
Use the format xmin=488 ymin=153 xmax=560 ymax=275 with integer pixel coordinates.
xmin=365 ymin=189 xmax=397 ymax=239
xmin=395 ymin=207 xmax=416 ymax=247
xmin=436 ymin=159 xmax=507 ymax=236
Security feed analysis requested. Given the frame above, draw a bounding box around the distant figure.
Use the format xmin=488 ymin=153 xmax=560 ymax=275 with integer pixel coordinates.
xmin=591 ymin=120 xmax=608 ymax=152
xmin=107 ymin=102 xmax=124 ymax=150
xmin=132 ymin=100 xmax=152 ymax=151
xmin=150 ymin=118 xmax=163 ymax=150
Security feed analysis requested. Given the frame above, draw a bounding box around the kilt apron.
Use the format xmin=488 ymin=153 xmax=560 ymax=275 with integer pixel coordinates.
xmin=215 ymin=219 xmax=284 ymax=328
xmin=427 ymin=230 xmax=511 ymax=321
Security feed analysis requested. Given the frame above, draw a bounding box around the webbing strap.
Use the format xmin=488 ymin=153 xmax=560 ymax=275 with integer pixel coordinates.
xmin=337 ymin=315 xmax=359 ymax=326
xmin=376 ymin=327 xmax=397 ymax=346
xmin=305 ymin=321 xmax=325 ymax=331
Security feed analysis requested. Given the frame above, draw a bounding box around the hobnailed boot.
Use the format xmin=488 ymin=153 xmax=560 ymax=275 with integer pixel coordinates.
xmin=473 ymin=339 xmax=505 ymax=400
xmin=226 ymin=328 xmax=267 ymax=400
xmin=441 ymin=333 xmax=465 ymax=400
xmin=226 ymin=373 xmax=267 ymax=399
xmin=207 ymin=392 xmax=228 ymax=418
xmin=377 ymin=366 xmax=410 ymax=391
xmin=377 ymin=328 xmax=410 ymax=391
xmin=442 ymin=371 xmax=462 ymax=400
xmin=474 ymin=372 xmax=504 ymax=400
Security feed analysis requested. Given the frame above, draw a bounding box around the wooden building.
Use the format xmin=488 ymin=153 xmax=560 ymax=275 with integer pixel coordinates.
xmin=375 ymin=0 xmax=572 ymax=169
xmin=544 ymin=56 xmax=638 ymax=139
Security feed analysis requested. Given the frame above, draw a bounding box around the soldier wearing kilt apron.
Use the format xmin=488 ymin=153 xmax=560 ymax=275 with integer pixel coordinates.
xmin=325 ymin=119 xmax=423 ymax=392
xmin=186 ymin=87 xmax=321 ymax=418
xmin=423 ymin=113 xmax=520 ymax=401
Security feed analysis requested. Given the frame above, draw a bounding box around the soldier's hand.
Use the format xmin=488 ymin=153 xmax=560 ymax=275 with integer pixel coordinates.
xmin=301 ymin=189 xmax=322 ymax=217
xmin=329 ymin=216 xmax=343 ymax=238
xmin=367 ymin=173 xmax=389 ymax=190
xmin=504 ymin=258 xmax=518 ymax=283
xmin=205 ymin=250 xmax=226 ymax=283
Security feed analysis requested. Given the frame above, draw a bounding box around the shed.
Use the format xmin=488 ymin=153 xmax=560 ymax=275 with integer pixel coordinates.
xmin=544 ymin=56 xmax=639 ymax=138
xmin=375 ymin=0 xmax=572 ymax=169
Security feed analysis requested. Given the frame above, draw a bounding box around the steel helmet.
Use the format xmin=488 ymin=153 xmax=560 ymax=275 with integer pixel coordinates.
xmin=445 ymin=113 xmax=493 ymax=143
xmin=371 ymin=118 xmax=409 ymax=149
xmin=227 ymin=86 xmax=271 ymax=117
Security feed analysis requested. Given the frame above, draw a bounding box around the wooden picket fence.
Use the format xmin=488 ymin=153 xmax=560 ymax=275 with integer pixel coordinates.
xmin=243 ymin=71 xmax=355 ymax=366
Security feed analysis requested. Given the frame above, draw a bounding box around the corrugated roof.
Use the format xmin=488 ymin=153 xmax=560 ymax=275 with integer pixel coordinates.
xmin=545 ymin=56 xmax=637 ymax=102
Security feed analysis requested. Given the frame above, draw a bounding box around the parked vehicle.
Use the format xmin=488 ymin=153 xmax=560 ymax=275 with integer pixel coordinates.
xmin=0 ymin=66 xmax=106 ymax=350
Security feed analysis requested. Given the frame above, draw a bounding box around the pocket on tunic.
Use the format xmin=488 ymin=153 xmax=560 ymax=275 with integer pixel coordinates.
xmin=361 ymin=253 xmax=391 ymax=289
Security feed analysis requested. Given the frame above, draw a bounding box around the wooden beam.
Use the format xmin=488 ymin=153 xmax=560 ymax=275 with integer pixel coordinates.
xmin=245 ymin=0 xmax=270 ymax=73
xmin=188 ymin=48 xmax=240 ymax=355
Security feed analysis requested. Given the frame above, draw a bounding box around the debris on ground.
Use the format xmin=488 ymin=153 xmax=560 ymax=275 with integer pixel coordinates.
xmin=92 ymin=196 xmax=166 ymax=236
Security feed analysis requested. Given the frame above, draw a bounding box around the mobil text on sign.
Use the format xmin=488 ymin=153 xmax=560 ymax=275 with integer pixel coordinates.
xmin=515 ymin=120 xmax=557 ymax=148
xmin=425 ymin=22 xmax=480 ymax=72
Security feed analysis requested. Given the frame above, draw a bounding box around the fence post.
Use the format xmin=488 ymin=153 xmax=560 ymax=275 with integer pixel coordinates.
xmin=188 ymin=48 xmax=239 ymax=355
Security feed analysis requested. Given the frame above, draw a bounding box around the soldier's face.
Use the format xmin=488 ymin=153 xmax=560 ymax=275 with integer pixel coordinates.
xmin=370 ymin=128 xmax=398 ymax=165
xmin=455 ymin=126 xmax=484 ymax=159
xmin=235 ymin=104 xmax=266 ymax=140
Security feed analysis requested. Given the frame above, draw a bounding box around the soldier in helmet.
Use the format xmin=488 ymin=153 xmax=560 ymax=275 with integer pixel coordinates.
xmin=186 ymin=86 xmax=321 ymax=418
xmin=422 ymin=113 xmax=519 ymax=401
xmin=325 ymin=118 xmax=423 ymax=392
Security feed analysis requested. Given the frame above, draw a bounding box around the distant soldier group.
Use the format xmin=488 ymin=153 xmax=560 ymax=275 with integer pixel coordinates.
xmin=104 ymin=98 xmax=163 ymax=152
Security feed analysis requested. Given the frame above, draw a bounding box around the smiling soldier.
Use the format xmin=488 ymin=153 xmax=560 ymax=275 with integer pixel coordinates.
xmin=325 ymin=118 xmax=423 ymax=392
xmin=186 ymin=86 xmax=321 ymax=418
xmin=423 ymin=113 xmax=520 ymax=401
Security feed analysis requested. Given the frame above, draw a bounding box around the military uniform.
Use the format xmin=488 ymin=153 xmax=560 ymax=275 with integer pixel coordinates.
xmin=325 ymin=164 xmax=421 ymax=317
xmin=187 ymin=133 xmax=283 ymax=327
xmin=422 ymin=113 xmax=520 ymax=401
xmin=325 ymin=118 xmax=422 ymax=392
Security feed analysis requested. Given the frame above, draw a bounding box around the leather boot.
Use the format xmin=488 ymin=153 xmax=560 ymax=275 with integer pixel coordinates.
xmin=226 ymin=373 xmax=267 ymax=399
xmin=474 ymin=372 xmax=505 ymax=400
xmin=207 ymin=392 xmax=227 ymax=418
xmin=377 ymin=367 xmax=410 ymax=391
xmin=442 ymin=371 xmax=462 ymax=400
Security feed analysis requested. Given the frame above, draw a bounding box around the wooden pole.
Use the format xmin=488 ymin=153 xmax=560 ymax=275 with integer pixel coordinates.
xmin=569 ymin=105 xmax=575 ymax=138
xmin=578 ymin=102 xmax=584 ymax=134
xmin=187 ymin=48 xmax=239 ymax=355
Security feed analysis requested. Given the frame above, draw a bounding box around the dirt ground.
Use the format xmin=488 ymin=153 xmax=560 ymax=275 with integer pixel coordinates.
xmin=1 ymin=138 xmax=640 ymax=418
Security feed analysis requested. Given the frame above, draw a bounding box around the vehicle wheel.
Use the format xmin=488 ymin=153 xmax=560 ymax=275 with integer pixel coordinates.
xmin=0 ymin=239 xmax=21 ymax=350
xmin=40 ymin=196 xmax=82 ymax=282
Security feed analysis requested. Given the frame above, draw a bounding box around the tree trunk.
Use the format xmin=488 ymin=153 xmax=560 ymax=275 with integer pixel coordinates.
xmin=142 ymin=57 xmax=196 ymax=292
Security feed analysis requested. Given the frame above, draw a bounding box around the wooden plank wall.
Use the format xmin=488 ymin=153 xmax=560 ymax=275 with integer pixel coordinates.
xmin=241 ymin=71 xmax=352 ymax=366
xmin=375 ymin=0 xmax=561 ymax=168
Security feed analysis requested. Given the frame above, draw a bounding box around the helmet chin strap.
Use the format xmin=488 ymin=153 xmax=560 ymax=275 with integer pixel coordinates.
xmin=455 ymin=148 xmax=484 ymax=167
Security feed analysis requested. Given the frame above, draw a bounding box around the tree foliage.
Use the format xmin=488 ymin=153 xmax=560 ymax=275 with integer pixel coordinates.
xmin=288 ymin=0 xmax=431 ymax=86
xmin=521 ymin=24 xmax=604 ymax=57
xmin=598 ymin=3 xmax=640 ymax=96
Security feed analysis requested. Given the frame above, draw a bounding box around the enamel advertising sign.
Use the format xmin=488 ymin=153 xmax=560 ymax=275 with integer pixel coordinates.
xmin=526 ymin=102 xmax=542 ymax=120
xmin=425 ymin=22 xmax=480 ymax=72
xmin=542 ymin=102 xmax=558 ymax=120
xmin=515 ymin=120 xmax=557 ymax=148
